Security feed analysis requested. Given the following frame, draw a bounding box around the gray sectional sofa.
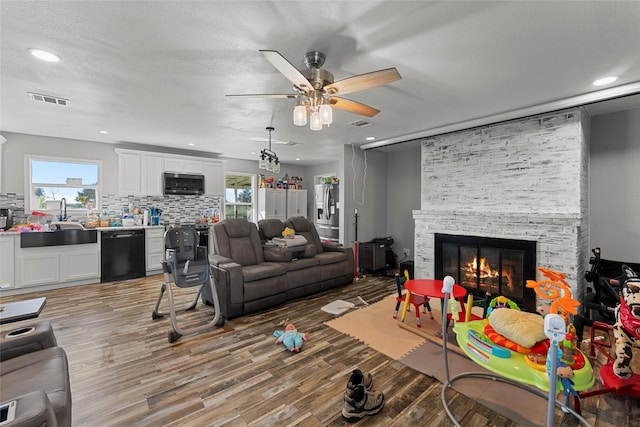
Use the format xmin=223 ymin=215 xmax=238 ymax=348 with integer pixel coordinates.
xmin=202 ymin=217 xmax=353 ymax=319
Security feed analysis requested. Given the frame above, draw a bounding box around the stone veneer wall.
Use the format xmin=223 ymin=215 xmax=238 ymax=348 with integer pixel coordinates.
xmin=414 ymin=108 xmax=590 ymax=300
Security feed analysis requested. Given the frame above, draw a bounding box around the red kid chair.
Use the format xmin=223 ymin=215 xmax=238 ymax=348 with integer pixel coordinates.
xmin=393 ymin=270 xmax=433 ymax=327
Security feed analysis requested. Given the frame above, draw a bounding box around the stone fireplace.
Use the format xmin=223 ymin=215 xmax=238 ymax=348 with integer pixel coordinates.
xmin=414 ymin=107 xmax=591 ymax=305
xmin=435 ymin=233 xmax=537 ymax=312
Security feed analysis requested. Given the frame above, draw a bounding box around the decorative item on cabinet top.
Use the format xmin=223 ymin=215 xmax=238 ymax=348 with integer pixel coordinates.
xmin=258 ymin=173 xmax=303 ymax=189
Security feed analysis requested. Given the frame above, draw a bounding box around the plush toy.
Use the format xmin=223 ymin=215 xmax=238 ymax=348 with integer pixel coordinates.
xmin=282 ymin=227 xmax=295 ymax=239
xmin=274 ymin=323 xmax=309 ymax=353
xmin=613 ymin=265 xmax=640 ymax=379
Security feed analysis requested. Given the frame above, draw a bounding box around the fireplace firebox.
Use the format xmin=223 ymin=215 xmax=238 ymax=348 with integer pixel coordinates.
xmin=435 ymin=234 xmax=537 ymax=312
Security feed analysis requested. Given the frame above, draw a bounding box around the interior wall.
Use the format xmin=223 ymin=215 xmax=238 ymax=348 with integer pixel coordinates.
xmin=590 ymin=108 xmax=640 ymax=261
xmin=1 ymin=132 xmax=120 ymax=194
xmin=385 ymin=144 xmax=421 ymax=262
xmin=342 ymin=144 xmax=388 ymax=248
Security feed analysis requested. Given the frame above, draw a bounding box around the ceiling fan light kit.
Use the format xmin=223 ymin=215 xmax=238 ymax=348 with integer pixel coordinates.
xmin=228 ymin=50 xmax=401 ymax=131
xmin=259 ymin=126 xmax=280 ymax=173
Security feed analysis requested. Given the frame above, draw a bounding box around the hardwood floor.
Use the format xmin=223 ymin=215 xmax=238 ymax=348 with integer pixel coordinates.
xmin=1 ymin=275 xmax=638 ymax=426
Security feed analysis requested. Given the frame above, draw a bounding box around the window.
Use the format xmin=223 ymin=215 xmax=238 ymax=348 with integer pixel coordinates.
xmin=225 ymin=173 xmax=255 ymax=221
xmin=26 ymin=156 xmax=101 ymax=214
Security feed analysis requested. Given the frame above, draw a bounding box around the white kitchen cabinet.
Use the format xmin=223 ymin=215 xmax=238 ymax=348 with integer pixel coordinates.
xmin=15 ymin=243 xmax=99 ymax=288
xmin=118 ymin=152 xmax=142 ymax=195
xmin=146 ymin=227 xmax=165 ymax=274
xmin=141 ymin=155 xmax=164 ymax=196
xmin=202 ymin=161 xmax=224 ymax=195
xmin=286 ymin=189 xmax=307 ymax=219
xmin=116 ymin=148 xmax=225 ymax=197
xmin=0 ymin=235 xmax=16 ymax=288
xmin=15 ymin=248 xmax=61 ymax=287
xmin=59 ymin=245 xmax=101 ymax=281
xmin=164 ymin=158 xmax=203 ymax=174
xmin=258 ymin=188 xmax=286 ymax=221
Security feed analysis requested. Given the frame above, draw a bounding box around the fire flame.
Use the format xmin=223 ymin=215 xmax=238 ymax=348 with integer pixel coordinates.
xmin=465 ymin=257 xmax=513 ymax=291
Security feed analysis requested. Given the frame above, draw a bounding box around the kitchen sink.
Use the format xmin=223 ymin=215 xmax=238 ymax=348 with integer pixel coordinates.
xmin=50 ymin=221 xmax=85 ymax=230
xmin=20 ymin=229 xmax=98 ymax=248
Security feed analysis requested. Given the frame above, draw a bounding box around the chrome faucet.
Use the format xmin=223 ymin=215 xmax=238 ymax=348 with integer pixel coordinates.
xmin=59 ymin=198 xmax=67 ymax=221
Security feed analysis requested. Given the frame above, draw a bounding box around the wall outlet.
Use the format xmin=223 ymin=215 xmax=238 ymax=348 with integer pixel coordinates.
xmin=403 ymin=248 xmax=410 ymax=257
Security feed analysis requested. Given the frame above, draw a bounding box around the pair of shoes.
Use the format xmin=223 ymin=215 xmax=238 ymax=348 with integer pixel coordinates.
xmin=346 ymin=369 xmax=373 ymax=392
xmin=342 ymin=369 xmax=384 ymax=422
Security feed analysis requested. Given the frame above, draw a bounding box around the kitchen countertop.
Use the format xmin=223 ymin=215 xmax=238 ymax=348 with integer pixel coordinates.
xmin=0 ymin=225 xmax=164 ymax=237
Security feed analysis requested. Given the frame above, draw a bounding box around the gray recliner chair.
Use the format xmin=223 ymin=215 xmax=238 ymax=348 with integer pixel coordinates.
xmin=0 ymin=322 xmax=72 ymax=427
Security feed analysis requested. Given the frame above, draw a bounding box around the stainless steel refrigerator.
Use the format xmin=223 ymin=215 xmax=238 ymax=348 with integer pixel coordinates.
xmin=315 ymin=183 xmax=339 ymax=241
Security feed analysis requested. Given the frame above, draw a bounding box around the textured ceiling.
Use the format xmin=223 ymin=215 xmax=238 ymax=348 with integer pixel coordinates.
xmin=1 ymin=1 xmax=639 ymax=166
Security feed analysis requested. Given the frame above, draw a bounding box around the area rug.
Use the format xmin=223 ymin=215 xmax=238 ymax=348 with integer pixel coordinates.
xmin=324 ymin=294 xmax=427 ymax=360
xmin=401 ymin=336 xmax=552 ymax=426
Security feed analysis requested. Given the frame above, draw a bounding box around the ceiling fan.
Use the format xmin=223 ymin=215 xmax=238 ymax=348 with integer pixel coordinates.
xmin=227 ymin=50 xmax=401 ymax=128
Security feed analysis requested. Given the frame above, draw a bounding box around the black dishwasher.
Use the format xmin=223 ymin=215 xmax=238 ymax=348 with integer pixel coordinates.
xmin=101 ymin=229 xmax=146 ymax=282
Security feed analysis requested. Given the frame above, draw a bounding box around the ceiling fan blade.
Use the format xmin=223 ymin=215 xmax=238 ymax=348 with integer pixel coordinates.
xmin=226 ymin=93 xmax=298 ymax=99
xmin=329 ymin=97 xmax=380 ymax=117
xmin=324 ymin=68 xmax=401 ymax=96
xmin=260 ymin=50 xmax=314 ymax=93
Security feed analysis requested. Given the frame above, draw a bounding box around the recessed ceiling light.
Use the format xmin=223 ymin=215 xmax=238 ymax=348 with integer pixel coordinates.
xmin=28 ymin=48 xmax=61 ymax=63
xmin=251 ymin=151 xmax=256 ymax=155
xmin=365 ymin=136 xmax=376 ymax=141
xmin=188 ymin=143 xmax=195 ymax=146
xmin=295 ymin=158 xmax=300 ymax=161
xmin=99 ymin=130 xmax=108 ymax=135
xmin=592 ymin=76 xmax=618 ymax=86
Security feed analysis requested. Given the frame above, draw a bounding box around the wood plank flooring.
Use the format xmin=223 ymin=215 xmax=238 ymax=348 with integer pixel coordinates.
xmin=1 ymin=274 xmax=638 ymax=426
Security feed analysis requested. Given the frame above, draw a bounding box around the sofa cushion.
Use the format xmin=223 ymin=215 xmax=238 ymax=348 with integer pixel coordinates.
xmin=242 ymin=271 xmax=288 ymax=301
xmin=212 ymin=219 xmax=265 ymax=266
xmin=315 ymin=251 xmax=348 ymax=266
xmin=284 ymin=256 xmax=320 ymax=272
xmin=258 ymin=219 xmax=285 ymax=241
xmin=242 ymin=262 xmax=287 ymax=282
xmin=1 ymin=346 xmax=71 ymax=427
xmin=286 ymin=217 xmax=324 ymax=254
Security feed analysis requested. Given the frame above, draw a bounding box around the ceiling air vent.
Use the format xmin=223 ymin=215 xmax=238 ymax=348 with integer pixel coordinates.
xmin=28 ymin=92 xmax=69 ymax=106
xmin=350 ymin=119 xmax=372 ymax=128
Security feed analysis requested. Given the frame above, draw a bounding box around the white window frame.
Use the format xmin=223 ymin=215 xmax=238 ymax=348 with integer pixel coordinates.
xmin=224 ymin=172 xmax=256 ymax=222
xmin=24 ymin=155 xmax=103 ymax=216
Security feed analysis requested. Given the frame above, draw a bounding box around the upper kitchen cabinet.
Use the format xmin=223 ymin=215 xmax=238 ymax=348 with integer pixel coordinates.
xmin=140 ymin=155 xmax=164 ymax=196
xmin=202 ymin=162 xmax=224 ymax=195
xmin=286 ymin=189 xmax=307 ymax=219
xmin=258 ymin=188 xmax=286 ymax=221
xmin=118 ymin=151 xmax=141 ymax=195
xmin=163 ymin=158 xmax=203 ymax=174
xmin=115 ymin=148 xmax=224 ymax=196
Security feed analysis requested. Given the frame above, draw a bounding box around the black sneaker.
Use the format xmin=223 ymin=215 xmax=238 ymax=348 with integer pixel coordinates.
xmin=346 ymin=369 xmax=373 ymax=391
xmin=342 ymin=384 xmax=384 ymax=422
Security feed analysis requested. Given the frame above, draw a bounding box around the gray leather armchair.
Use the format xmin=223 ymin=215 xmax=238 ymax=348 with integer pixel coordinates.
xmin=0 ymin=322 xmax=71 ymax=427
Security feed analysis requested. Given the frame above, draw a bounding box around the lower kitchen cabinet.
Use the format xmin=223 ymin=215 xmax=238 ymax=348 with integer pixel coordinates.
xmin=146 ymin=227 xmax=165 ymax=274
xmin=15 ymin=242 xmax=100 ymax=288
xmin=0 ymin=235 xmax=17 ymax=288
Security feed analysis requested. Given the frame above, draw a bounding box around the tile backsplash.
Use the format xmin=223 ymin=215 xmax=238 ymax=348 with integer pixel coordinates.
xmin=0 ymin=193 xmax=223 ymax=225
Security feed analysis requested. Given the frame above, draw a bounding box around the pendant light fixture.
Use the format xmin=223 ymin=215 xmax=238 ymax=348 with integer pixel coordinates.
xmin=259 ymin=126 xmax=280 ymax=173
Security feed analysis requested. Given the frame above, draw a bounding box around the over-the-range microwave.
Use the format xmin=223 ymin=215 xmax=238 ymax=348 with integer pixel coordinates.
xmin=163 ymin=172 xmax=205 ymax=195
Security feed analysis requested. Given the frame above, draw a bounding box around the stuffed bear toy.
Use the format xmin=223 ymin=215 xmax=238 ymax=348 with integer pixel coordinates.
xmin=613 ymin=265 xmax=640 ymax=379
